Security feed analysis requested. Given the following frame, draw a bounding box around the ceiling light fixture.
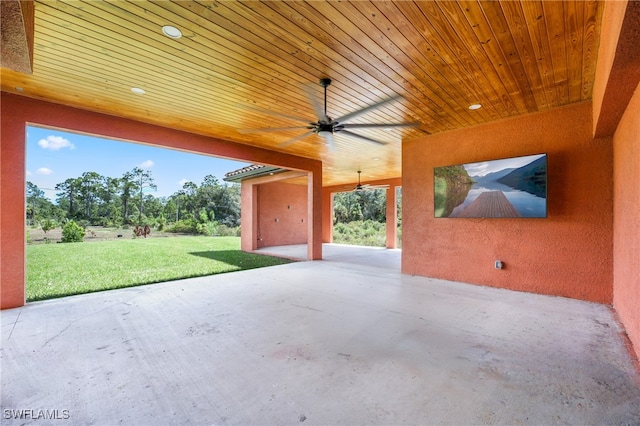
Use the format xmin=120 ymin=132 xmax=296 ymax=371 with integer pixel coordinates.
xmin=468 ymin=103 xmax=482 ymax=110
xmin=317 ymin=129 xmax=332 ymax=138
xmin=162 ymin=25 xmax=182 ymax=39
xmin=131 ymin=87 xmax=146 ymax=95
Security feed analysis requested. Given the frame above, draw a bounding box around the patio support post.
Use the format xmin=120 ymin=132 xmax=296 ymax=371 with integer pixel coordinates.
xmin=321 ymin=188 xmax=333 ymax=243
xmin=240 ymin=182 xmax=259 ymax=251
xmin=386 ymin=185 xmax=398 ymax=249
xmin=1 ymin=105 xmax=27 ymax=309
xmin=307 ymin=169 xmax=323 ymax=260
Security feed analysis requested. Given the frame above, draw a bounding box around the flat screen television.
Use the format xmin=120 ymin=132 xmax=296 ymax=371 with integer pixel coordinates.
xmin=434 ymin=153 xmax=547 ymax=218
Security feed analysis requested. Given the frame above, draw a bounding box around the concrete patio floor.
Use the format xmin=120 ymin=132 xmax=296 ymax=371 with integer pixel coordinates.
xmin=2 ymin=244 xmax=639 ymax=425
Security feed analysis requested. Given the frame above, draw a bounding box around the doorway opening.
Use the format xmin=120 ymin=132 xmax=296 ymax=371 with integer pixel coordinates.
xmin=332 ymin=186 xmax=402 ymax=248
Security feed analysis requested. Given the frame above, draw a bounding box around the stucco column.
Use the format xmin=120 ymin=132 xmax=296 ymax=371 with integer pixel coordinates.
xmin=240 ymin=182 xmax=259 ymax=252
xmin=321 ymin=188 xmax=333 ymax=243
xmin=385 ymin=185 xmax=398 ymax=249
xmin=1 ymin=106 xmax=27 ymax=309
xmin=307 ymin=169 xmax=323 ymax=260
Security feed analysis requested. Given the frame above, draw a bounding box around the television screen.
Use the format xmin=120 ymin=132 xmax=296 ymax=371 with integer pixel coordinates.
xmin=434 ymin=153 xmax=547 ymax=218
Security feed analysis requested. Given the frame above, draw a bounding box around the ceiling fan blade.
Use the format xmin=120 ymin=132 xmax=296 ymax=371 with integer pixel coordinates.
xmin=339 ymin=130 xmax=388 ymax=146
xmin=280 ymin=130 xmax=315 ymax=147
xmin=237 ymin=103 xmax=312 ymax=124
xmin=340 ymin=122 xmax=419 ymax=129
xmin=334 ymin=95 xmax=403 ymax=123
xmin=302 ymin=83 xmax=328 ymax=122
xmin=238 ymin=126 xmax=313 ymax=134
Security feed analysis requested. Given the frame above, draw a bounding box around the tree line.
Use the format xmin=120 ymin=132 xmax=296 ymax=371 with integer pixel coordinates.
xmin=26 ymin=167 xmax=241 ymax=234
xmin=332 ymin=188 xmax=401 ymax=224
xmin=27 ymin=166 xmax=400 ymax=238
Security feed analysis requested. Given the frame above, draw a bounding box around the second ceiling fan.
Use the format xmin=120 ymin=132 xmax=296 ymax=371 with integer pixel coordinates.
xmin=240 ymin=78 xmax=419 ymax=150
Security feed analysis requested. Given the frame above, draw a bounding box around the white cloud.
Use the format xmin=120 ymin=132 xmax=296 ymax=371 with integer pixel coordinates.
xmin=178 ymin=178 xmax=188 ymax=186
xmin=138 ymin=160 xmax=154 ymax=169
xmin=36 ymin=167 xmax=53 ymax=175
xmin=38 ymin=135 xmax=75 ymax=151
xmin=26 ymin=170 xmax=32 ymax=177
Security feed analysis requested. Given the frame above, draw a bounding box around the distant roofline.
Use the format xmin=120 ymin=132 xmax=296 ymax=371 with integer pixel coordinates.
xmin=223 ymin=164 xmax=287 ymax=182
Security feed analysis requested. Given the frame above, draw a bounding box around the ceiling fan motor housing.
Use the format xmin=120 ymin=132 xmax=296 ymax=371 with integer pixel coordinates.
xmin=319 ymin=78 xmax=332 ymax=88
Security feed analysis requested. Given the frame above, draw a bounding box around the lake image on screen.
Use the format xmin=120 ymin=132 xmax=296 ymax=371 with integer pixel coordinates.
xmin=434 ymin=154 xmax=547 ymax=218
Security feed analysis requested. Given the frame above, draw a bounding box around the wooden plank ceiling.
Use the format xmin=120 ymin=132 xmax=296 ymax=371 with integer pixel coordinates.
xmin=0 ymin=0 xmax=602 ymax=186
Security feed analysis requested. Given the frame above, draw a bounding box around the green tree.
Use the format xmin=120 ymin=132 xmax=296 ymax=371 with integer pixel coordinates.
xmin=78 ymin=171 xmax=105 ymax=222
xmin=181 ymin=181 xmax=198 ymax=218
xmin=130 ymin=167 xmax=157 ymax=223
xmin=119 ymin=171 xmax=137 ymax=224
xmin=55 ymin=178 xmax=81 ymax=219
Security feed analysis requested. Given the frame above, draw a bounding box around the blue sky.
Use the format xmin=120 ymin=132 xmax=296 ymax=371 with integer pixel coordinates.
xmin=26 ymin=126 xmax=249 ymax=201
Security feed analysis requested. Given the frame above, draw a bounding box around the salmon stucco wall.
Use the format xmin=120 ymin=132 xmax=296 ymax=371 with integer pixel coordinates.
xmin=402 ymin=102 xmax=613 ymax=303
xmin=613 ymin=82 xmax=640 ymax=355
xmin=257 ymin=182 xmax=307 ymax=248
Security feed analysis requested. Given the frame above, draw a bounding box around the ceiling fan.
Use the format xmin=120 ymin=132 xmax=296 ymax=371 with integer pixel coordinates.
xmin=239 ymin=78 xmax=419 ymax=150
xmin=351 ymin=170 xmax=389 ymax=192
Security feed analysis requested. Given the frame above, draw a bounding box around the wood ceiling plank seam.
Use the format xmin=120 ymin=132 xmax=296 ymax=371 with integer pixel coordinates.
xmin=185 ymin=0 xmax=412 ymax=132
xmin=92 ymin=0 xmax=317 ymax=113
xmin=562 ymin=0 xmax=585 ymax=104
xmin=257 ymin=0 xmax=405 ymax=105
xmin=450 ymin=0 xmax=529 ymax=116
xmin=497 ymin=0 xmax=550 ymax=109
xmin=580 ymin=0 xmax=602 ymax=102
xmin=232 ymin=1 xmax=416 ymax=125
xmin=185 ymin=0 xmax=398 ymax=121
xmin=390 ymin=2 xmax=496 ymax=128
xmin=540 ymin=1 xmax=570 ymax=106
xmin=216 ymin=1 xmax=396 ymax=123
xmin=295 ymin=0 xmax=462 ymax=132
xmin=393 ymin=1 xmax=485 ymax=107
xmin=323 ymin=0 xmax=473 ymax=129
xmin=36 ymin=2 xmax=316 ymax=125
xmin=147 ymin=0 xmax=325 ymax=112
xmin=32 ymin=29 xmax=237 ymax=114
xmin=265 ymin=0 xmax=450 ymax=129
xmin=16 ymin=65 xmax=240 ymax=128
xmin=434 ymin=0 xmax=520 ymax=119
xmin=410 ymin=1 xmax=515 ymax=120
xmin=103 ymin=0 xmax=328 ymax=120
xmin=33 ymin=17 xmax=273 ymax=126
xmin=519 ymin=1 xmax=562 ymax=109
xmin=4 ymin=70 xmax=223 ymax=131
xmin=476 ymin=1 xmax=539 ymax=112
xmin=359 ymin=1 xmax=484 ymax=126
xmin=344 ymin=0 xmax=468 ymax=113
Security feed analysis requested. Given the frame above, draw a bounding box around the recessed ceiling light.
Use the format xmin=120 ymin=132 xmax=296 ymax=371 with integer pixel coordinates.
xmin=15 ymin=87 xmax=24 ymax=92
xmin=131 ymin=87 xmax=146 ymax=95
xmin=468 ymin=103 xmax=482 ymax=110
xmin=162 ymin=25 xmax=182 ymax=39
xmin=373 ymin=157 xmax=380 ymax=161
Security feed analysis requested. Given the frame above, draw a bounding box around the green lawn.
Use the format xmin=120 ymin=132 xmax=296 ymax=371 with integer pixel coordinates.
xmin=26 ymin=236 xmax=292 ymax=302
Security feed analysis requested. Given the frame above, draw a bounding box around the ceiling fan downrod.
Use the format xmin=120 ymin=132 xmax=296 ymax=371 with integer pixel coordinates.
xmin=319 ymin=78 xmax=331 ymax=123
